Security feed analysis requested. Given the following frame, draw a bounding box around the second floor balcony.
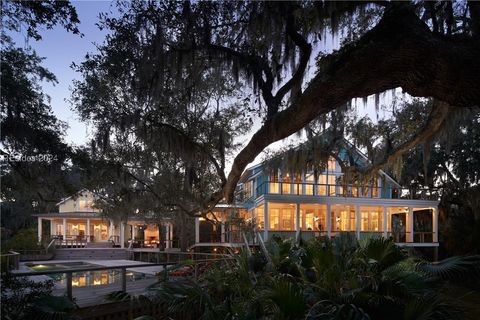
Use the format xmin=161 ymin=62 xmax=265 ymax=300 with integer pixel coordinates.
xmin=246 ymin=181 xmax=438 ymax=201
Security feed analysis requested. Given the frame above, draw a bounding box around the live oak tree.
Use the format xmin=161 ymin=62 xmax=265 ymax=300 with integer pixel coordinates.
xmin=73 ymin=1 xmax=480 ymax=217
xmin=0 ymin=0 xmax=81 ymax=233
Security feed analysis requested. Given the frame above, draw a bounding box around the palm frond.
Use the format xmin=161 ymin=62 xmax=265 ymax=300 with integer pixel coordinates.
xmin=416 ymin=255 xmax=480 ymax=282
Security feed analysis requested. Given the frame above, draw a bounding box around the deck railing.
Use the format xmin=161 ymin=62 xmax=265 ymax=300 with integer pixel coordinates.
xmin=198 ymin=230 xmax=436 ymax=245
xmin=10 ymin=256 xmax=232 ymax=301
xmin=0 ymin=251 xmax=20 ymax=272
xmin=253 ymin=181 xmax=439 ymax=200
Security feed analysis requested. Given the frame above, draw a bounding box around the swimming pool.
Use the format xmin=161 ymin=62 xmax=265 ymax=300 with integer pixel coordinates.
xmin=26 ymin=262 xmax=153 ymax=287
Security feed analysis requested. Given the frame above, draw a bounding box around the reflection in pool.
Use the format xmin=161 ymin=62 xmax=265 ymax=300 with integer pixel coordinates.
xmin=27 ymin=262 xmax=152 ymax=287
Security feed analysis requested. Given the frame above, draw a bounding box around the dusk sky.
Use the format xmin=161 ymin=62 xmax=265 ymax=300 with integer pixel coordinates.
xmin=10 ymin=1 xmax=116 ymax=146
xmin=9 ymin=0 xmax=392 ymax=156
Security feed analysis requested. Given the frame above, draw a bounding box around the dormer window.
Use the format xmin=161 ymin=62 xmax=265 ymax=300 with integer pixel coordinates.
xmin=78 ymin=199 xmax=94 ymax=211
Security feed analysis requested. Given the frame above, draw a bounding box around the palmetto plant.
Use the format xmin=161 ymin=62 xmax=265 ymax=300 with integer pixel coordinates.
xmin=110 ymin=236 xmax=480 ymax=320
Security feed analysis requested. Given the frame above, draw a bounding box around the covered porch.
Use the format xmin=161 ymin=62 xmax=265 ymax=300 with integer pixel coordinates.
xmin=251 ymin=196 xmax=439 ymax=246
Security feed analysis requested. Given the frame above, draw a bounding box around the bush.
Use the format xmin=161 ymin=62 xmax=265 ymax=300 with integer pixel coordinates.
xmin=2 ymin=229 xmax=43 ymax=253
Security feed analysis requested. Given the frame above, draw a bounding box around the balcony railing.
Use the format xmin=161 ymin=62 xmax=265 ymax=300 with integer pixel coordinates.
xmin=198 ymin=230 xmax=436 ymax=245
xmin=251 ymin=181 xmax=438 ymax=200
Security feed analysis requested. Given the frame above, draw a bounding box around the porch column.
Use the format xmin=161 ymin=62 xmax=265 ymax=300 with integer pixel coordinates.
xmin=432 ymin=207 xmax=439 ymax=243
xmin=195 ymin=218 xmax=200 ymax=243
xmin=50 ymin=220 xmax=54 ymax=237
xmin=132 ymin=224 xmax=137 ymax=240
xmin=38 ymin=217 xmax=42 ymax=243
xmin=170 ymin=223 xmax=174 ymax=247
xmin=383 ymin=207 xmax=388 ymax=238
xmin=165 ymin=224 xmax=170 ymax=248
xmin=326 ymin=204 xmax=331 ymax=238
xmin=86 ymin=219 xmax=91 ymax=242
xmin=295 ymin=203 xmax=301 ymax=242
xmin=109 ymin=219 xmax=114 ymax=240
xmin=407 ymin=207 xmax=414 ymax=242
xmin=120 ymin=222 xmax=125 ymax=248
xmin=220 ymin=213 xmax=226 ymax=243
xmin=355 ymin=205 xmax=361 ymax=239
xmin=63 ymin=218 xmax=67 ymax=238
xmin=263 ymin=201 xmax=269 ymax=241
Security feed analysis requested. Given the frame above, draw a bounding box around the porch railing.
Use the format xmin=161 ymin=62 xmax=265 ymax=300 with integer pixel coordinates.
xmin=0 ymin=251 xmax=20 ymax=272
xmin=253 ymin=181 xmax=439 ymax=200
xmin=202 ymin=230 xmax=436 ymax=244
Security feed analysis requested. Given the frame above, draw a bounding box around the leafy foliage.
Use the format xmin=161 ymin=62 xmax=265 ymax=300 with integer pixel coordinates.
xmin=0 ymin=274 xmax=76 ymax=320
xmin=123 ymin=237 xmax=480 ymax=319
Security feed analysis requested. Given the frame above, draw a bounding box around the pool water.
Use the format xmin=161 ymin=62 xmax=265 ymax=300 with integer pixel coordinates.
xmin=26 ymin=262 xmax=152 ymax=288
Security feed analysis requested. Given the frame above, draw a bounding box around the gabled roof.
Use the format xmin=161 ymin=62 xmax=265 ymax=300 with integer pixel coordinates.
xmin=239 ymin=133 xmax=401 ymax=188
xmin=55 ymin=188 xmax=96 ymax=206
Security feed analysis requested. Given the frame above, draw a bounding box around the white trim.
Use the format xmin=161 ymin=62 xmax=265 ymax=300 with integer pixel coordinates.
xmin=262 ymin=194 xmax=438 ymax=208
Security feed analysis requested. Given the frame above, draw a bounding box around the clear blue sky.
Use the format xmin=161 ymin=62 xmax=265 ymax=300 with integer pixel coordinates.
xmin=11 ymin=1 xmax=116 ymax=146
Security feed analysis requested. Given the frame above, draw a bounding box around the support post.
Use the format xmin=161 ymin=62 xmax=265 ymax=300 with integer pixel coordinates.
xmin=66 ymin=272 xmax=73 ymax=301
xmin=220 ymin=213 xmax=226 ymax=243
xmin=165 ymin=223 xmax=170 ymax=248
xmin=295 ymin=203 xmax=301 ymax=242
xmin=86 ymin=219 xmax=90 ymax=242
xmin=383 ymin=207 xmax=388 ymax=238
xmin=38 ymin=217 xmax=42 ymax=243
xmin=326 ymin=204 xmax=331 ymax=238
xmin=407 ymin=207 xmax=414 ymax=243
xmin=355 ymin=205 xmax=361 ymax=239
xmin=109 ymin=219 xmax=114 ymax=241
xmin=195 ymin=218 xmax=200 ymax=243
xmin=121 ymin=267 xmax=127 ymax=292
xmin=120 ymin=222 xmax=125 ymax=248
xmin=263 ymin=201 xmax=269 ymax=241
xmin=432 ymin=207 xmax=439 ymax=243
xmin=63 ymin=218 xmax=67 ymax=239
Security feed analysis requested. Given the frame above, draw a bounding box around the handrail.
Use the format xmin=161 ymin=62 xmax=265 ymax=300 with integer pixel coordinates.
xmin=46 ymin=238 xmax=56 ymax=254
xmin=255 ymin=230 xmax=272 ymax=264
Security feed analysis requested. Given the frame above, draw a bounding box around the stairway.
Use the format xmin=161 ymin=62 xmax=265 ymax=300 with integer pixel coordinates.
xmin=86 ymin=241 xmax=113 ymax=248
xmin=53 ymin=248 xmax=127 ymax=260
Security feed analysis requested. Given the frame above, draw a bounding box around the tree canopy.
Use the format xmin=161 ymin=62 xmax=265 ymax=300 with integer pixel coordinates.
xmin=72 ymin=0 xmax=479 ymax=217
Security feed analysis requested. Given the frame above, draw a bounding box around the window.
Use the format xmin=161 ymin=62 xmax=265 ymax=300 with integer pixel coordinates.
xmin=327 ymin=157 xmax=337 ymax=172
xmin=269 ymin=209 xmax=280 ymax=229
xmin=281 ymin=173 xmax=291 ymax=194
xmin=304 ymin=173 xmax=314 ymax=195
xmin=268 ymin=203 xmax=296 ymax=231
xmin=332 ymin=206 xmax=356 ymax=232
xmin=255 ymin=205 xmax=265 ymax=229
xmin=78 ymin=200 xmax=94 ymax=211
xmin=328 ymin=175 xmax=336 ymax=196
xmin=318 ymin=175 xmax=327 ymax=195
xmin=360 ymin=207 xmax=383 ymax=232
xmin=300 ymin=204 xmax=327 ymax=231
xmin=269 ymin=171 xmax=280 ymax=194
xmin=244 ymin=181 xmax=253 ymax=199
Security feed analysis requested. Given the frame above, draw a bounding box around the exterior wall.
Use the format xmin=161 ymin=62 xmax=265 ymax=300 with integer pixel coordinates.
xmin=58 ymin=190 xmax=99 ymax=213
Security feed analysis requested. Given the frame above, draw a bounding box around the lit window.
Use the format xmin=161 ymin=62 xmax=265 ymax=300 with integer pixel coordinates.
xmin=78 ymin=200 xmax=94 ymax=211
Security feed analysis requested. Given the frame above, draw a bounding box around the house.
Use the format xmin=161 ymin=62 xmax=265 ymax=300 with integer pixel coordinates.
xmin=35 ymin=189 xmax=174 ymax=249
xmin=194 ymin=139 xmax=439 ymax=250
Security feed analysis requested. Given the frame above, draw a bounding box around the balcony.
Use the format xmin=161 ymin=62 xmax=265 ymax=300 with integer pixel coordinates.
xmin=253 ymin=181 xmax=438 ymax=200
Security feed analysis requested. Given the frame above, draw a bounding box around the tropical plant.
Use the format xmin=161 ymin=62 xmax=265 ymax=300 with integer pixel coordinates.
xmin=120 ymin=236 xmax=480 ymax=320
xmin=0 ymin=274 xmax=77 ymax=320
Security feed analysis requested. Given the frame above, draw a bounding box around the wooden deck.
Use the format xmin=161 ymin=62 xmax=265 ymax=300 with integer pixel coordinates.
xmin=52 ymin=277 xmax=159 ymax=307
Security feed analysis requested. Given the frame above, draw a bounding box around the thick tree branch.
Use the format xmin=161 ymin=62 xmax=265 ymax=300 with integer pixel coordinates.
xmin=273 ymin=5 xmax=312 ymax=108
xmin=222 ymin=4 xmax=480 ymax=203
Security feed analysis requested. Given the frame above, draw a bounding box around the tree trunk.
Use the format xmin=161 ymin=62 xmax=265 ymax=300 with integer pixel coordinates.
xmin=222 ymin=4 xmax=480 ymax=203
